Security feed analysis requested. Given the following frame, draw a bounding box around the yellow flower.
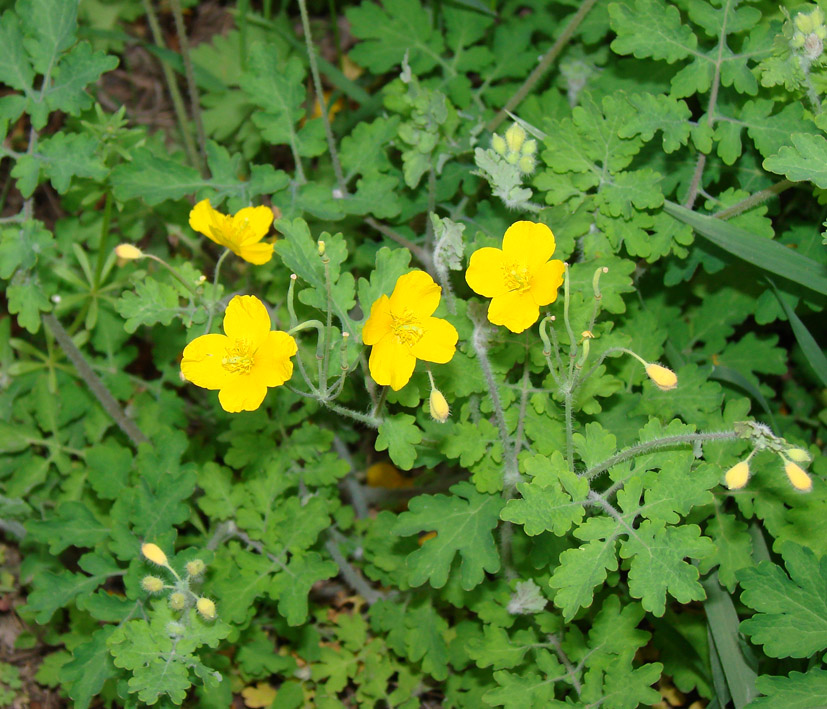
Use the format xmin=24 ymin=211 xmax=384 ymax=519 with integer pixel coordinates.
xmin=189 ymin=198 xmax=275 ymax=265
xmin=362 ymin=270 xmax=458 ymax=390
xmin=181 ymin=295 xmax=297 ymax=413
xmin=465 ymin=221 xmax=565 ymax=333
xmin=645 ymin=363 xmax=678 ymax=391
xmin=783 ymin=459 xmax=813 ymax=492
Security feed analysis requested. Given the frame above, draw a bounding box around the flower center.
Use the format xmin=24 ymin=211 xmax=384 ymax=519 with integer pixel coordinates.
xmin=502 ymin=263 xmax=532 ymax=292
xmin=222 ymin=339 xmax=255 ymax=374
xmin=390 ymin=310 xmax=424 ymax=347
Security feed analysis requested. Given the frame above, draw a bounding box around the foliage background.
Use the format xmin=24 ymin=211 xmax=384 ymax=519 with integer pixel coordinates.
xmin=0 ymin=0 xmax=825 ymax=706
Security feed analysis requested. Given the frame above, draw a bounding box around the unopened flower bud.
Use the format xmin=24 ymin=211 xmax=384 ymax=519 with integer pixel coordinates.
xmin=645 ymin=363 xmax=678 ymax=391
xmin=491 ymin=133 xmax=507 ymax=156
xmin=506 ymin=151 xmax=520 ymax=165
xmin=318 ymin=240 xmax=326 ymax=256
xmin=795 ymin=11 xmax=815 ymax=34
xmin=115 ymin=243 xmax=143 ymax=261
xmin=141 ymin=543 xmax=168 ymax=566
xmin=167 ymin=621 xmax=185 ymax=637
xmin=785 ymin=447 xmax=812 ymax=464
xmin=804 ymin=33 xmax=823 ymax=60
xmin=518 ymin=156 xmax=536 ymax=174
xmin=186 ymin=559 xmax=206 ymax=577
xmin=783 ymin=459 xmax=813 ymax=492
xmin=505 ymin=123 xmax=526 ymax=153
xmin=724 ymin=460 xmax=750 ymax=490
xmin=141 ymin=575 xmax=164 ymax=593
xmin=196 ymin=597 xmax=217 ymax=620
xmin=429 ymin=388 xmax=450 ymax=423
xmin=169 ymin=592 xmax=187 ymax=610
xmin=521 ymin=139 xmax=537 ymax=156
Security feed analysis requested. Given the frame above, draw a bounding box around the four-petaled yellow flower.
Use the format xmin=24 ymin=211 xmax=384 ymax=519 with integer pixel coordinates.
xmin=181 ymin=295 xmax=297 ymax=412
xmin=189 ymin=199 xmax=275 ymax=265
xmin=465 ymin=220 xmax=565 ymax=333
xmin=362 ymin=271 xmax=458 ymax=391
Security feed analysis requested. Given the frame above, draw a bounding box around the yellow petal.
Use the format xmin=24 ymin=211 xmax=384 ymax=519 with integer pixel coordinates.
xmin=237 ymin=241 xmax=274 ymax=265
xmin=465 ymin=247 xmax=508 ymax=298
xmin=724 ymin=460 xmax=750 ymax=490
xmin=223 ymin=295 xmax=271 ymax=348
xmin=190 ymin=199 xmax=228 ymax=247
xmin=232 ymin=205 xmax=274 ymax=244
xmin=488 ymin=291 xmax=540 ymax=333
xmin=530 ymin=259 xmax=565 ymax=306
xmin=429 ymin=388 xmax=450 ymax=423
xmin=502 ymin=221 xmax=557 ymax=271
xmin=411 ymin=317 xmax=458 ymax=363
xmin=390 ymin=270 xmax=441 ymax=318
xmin=366 ymin=461 xmax=412 ymax=489
xmin=369 ymin=337 xmax=416 ymax=390
xmin=218 ymin=376 xmax=269 ymax=412
xmin=645 ymin=363 xmax=678 ymax=391
xmin=251 ymin=331 xmax=297 ymax=387
xmin=181 ymin=334 xmax=233 ymax=390
xmin=362 ymin=295 xmax=392 ymax=345
xmin=141 ymin=543 xmax=168 ymax=566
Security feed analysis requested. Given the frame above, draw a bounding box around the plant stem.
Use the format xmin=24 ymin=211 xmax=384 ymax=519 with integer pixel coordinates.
xmin=169 ymin=0 xmax=208 ymax=175
xmin=94 ymin=192 xmax=113 ymax=287
xmin=141 ymin=0 xmax=201 ymax=171
xmin=142 ymin=253 xmax=200 ymax=296
xmin=684 ymin=153 xmax=707 ymax=209
xmin=713 ymin=179 xmax=794 ymax=220
xmin=583 ymin=430 xmax=740 ymax=479
xmin=296 ymin=0 xmax=348 ymax=195
xmin=42 ymin=314 xmax=148 ymax=447
xmin=204 ymin=248 xmax=230 ymax=334
xmin=326 ymin=529 xmax=383 ymax=604
xmin=365 ymin=217 xmax=434 ymax=273
xmin=486 ymin=0 xmax=599 ymax=132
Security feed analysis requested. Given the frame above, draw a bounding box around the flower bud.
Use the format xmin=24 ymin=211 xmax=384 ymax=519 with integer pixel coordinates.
xmin=491 ymin=133 xmax=507 ymax=156
xmin=186 ymin=559 xmax=206 ymax=577
xmin=785 ymin=447 xmax=812 ymax=464
xmin=141 ymin=543 xmax=168 ymax=566
xmin=724 ymin=460 xmax=750 ymax=490
xmin=169 ymin=592 xmax=187 ymax=610
xmin=318 ymin=240 xmax=326 ymax=256
xmin=196 ymin=597 xmax=217 ymax=620
xmin=506 ymin=151 xmax=520 ymax=165
xmin=521 ymin=139 xmax=537 ymax=156
xmin=429 ymin=388 xmax=450 ymax=423
xmin=795 ymin=11 xmax=814 ymax=34
xmin=167 ymin=621 xmax=185 ymax=637
xmin=505 ymin=123 xmax=526 ymax=153
xmin=115 ymin=243 xmax=143 ymax=260
xmin=141 ymin=575 xmax=165 ymax=593
xmin=518 ymin=156 xmax=536 ymax=174
xmin=645 ymin=363 xmax=678 ymax=391
xmin=783 ymin=459 xmax=813 ymax=492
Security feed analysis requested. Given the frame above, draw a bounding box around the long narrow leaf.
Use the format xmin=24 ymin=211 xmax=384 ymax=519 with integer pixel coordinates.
xmin=769 ymin=279 xmax=827 ymax=387
xmin=702 ymin=571 xmax=758 ymax=709
xmin=664 ymin=201 xmax=827 ymax=297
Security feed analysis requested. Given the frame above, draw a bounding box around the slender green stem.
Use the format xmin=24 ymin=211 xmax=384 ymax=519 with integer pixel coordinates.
xmin=288 ymin=319 xmax=326 ymax=337
xmin=584 ymin=431 xmax=739 ymax=480
xmin=372 ymin=385 xmax=388 ymax=418
xmin=326 ymin=529 xmax=383 ymax=604
xmin=204 ymin=248 xmax=230 ymax=334
xmin=42 ymin=314 xmax=148 ymax=447
xmin=713 ymin=179 xmax=794 ymax=220
xmin=564 ymin=389 xmax=574 ymax=471
xmin=321 ymin=256 xmax=334 ymax=386
xmin=94 ymin=193 xmax=113 ymax=287
xmin=142 ymin=254 xmax=199 ymax=296
xmin=486 ymin=0 xmax=599 ymax=132
xmin=296 ymin=0 xmax=348 ymax=194
xmin=365 ymin=217 xmax=434 ymax=273
xmin=323 ymin=400 xmax=381 ymax=428
xmin=141 ymin=0 xmax=200 ymax=171
xmin=238 ymin=0 xmax=250 ymax=71
xmin=169 ymin=0 xmax=208 ymax=175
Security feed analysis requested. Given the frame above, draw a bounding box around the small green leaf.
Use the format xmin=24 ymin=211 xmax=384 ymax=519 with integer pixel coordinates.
xmin=764 ymin=133 xmax=827 ymax=187
xmin=116 ymin=278 xmax=182 ymax=333
xmin=376 ymin=414 xmax=423 ymax=470
xmin=60 ymin=627 xmax=117 ymax=709
xmin=26 ymin=502 xmax=109 ymax=554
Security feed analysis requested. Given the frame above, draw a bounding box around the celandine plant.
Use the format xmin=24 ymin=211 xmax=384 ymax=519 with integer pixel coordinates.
xmin=1 ymin=0 xmax=825 ymax=707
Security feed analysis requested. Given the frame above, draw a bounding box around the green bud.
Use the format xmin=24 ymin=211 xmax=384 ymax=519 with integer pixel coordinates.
xmin=186 ymin=559 xmax=206 ymax=577
xmin=505 ymin=123 xmax=526 ymax=153
xmin=169 ymin=592 xmax=187 ymax=611
xmin=785 ymin=447 xmax=812 ymax=464
xmin=791 ymin=32 xmax=807 ymax=49
xmin=167 ymin=621 xmax=186 ymax=637
xmin=506 ymin=151 xmax=520 ymax=165
xmin=491 ymin=133 xmax=507 ymax=156
xmin=518 ymin=155 xmax=536 ymax=174
xmin=795 ymin=11 xmax=814 ymax=34
xmin=141 ymin=575 xmax=164 ymax=593
xmin=521 ymin=139 xmax=537 ymax=156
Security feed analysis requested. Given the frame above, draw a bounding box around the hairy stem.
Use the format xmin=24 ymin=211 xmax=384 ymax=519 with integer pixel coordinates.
xmin=43 ymin=314 xmax=148 ymax=447
xmin=365 ymin=217 xmax=434 ymax=273
xmin=326 ymin=529 xmax=383 ymax=604
xmin=486 ymin=0 xmax=599 ymax=132
xmin=713 ymin=179 xmax=794 ymax=220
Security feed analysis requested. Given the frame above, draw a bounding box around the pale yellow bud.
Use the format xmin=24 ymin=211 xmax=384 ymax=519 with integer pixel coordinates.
xmin=724 ymin=461 xmax=750 ymax=490
xmin=186 ymin=559 xmax=206 ymax=577
xmin=491 ymin=133 xmax=507 ymax=156
xmin=167 ymin=621 xmax=185 ymax=636
xmin=795 ymin=11 xmax=814 ymax=34
xmin=645 ymin=363 xmax=678 ymax=391
xmin=196 ymin=597 xmax=217 ymax=620
xmin=429 ymin=388 xmax=450 ymax=423
xmin=318 ymin=240 xmax=326 ymax=256
xmin=141 ymin=575 xmax=164 ymax=593
xmin=141 ymin=543 xmax=168 ymax=566
xmin=518 ymin=155 xmax=536 ymax=174
xmin=521 ymin=139 xmax=537 ymax=156
xmin=505 ymin=123 xmax=526 ymax=153
xmin=784 ymin=459 xmax=813 ymax=492
xmin=169 ymin=592 xmax=187 ymax=610
xmin=115 ymin=243 xmax=143 ymax=260
xmin=785 ymin=447 xmax=812 ymax=464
